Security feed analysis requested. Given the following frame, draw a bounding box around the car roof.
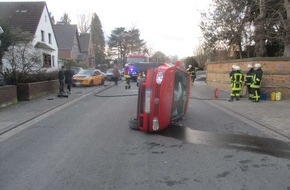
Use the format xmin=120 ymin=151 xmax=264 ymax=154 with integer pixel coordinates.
xmin=128 ymin=62 xmax=167 ymax=72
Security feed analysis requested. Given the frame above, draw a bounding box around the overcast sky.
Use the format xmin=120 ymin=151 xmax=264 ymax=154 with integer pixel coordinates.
xmin=4 ymin=0 xmax=212 ymax=58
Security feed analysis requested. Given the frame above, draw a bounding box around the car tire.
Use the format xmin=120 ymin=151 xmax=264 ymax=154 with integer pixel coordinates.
xmin=90 ymin=80 xmax=93 ymax=86
xmin=129 ymin=118 xmax=139 ymax=130
xmin=101 ymin=78 xmax=105 ymax=85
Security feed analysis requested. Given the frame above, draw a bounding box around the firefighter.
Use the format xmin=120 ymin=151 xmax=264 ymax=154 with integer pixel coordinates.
xmin=228 ymin=65 xmax=244 ymax=102
xmin=186 ymin=65 xmax=196 ymax=85
xmin=250 ymin=63 xmax=263 ymax=102
xmin=229 ymin=64 xmax=236 ymax=78
xmin=124 ymin=64 xmax=131 ymax=89
xmin=245 ymin=64 xmax=255 ymax=99
xmin=113 ymin=64 xmax=120 ymax=86
xmin=136 ymin=71 xmax=143 ymax=87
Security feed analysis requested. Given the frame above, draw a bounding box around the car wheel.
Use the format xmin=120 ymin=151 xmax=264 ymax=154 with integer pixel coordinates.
xmin=129 ymin=118 xmax=139 ymax=130
xmin=90 ymin=80 xmax=93 ymax=86
xmin=101 ymin=78 xmax=105 ymax=85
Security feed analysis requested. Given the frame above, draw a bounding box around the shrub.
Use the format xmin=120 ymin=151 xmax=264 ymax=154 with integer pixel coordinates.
xmin=4 ymin=70 xmax=58 ymax=84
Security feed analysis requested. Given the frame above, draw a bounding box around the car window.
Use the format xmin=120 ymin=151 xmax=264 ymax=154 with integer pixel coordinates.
xmin=79 ymin=69 xmax=93 ymax=75
xmin=106 ymin=69 xmax=113 ymax=74
xmin=171 ymin=70 xmax=188 ymax=119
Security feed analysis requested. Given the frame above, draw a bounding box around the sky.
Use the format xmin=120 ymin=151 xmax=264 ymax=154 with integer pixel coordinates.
xmin=4 ymin=0 xmax=212 ymax=58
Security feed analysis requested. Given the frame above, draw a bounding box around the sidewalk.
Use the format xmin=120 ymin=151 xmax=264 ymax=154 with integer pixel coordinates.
xmin=0 ymin=82 xmax=114 ymax=135
xmin=192 ymin=80 xmax=290 ymax=142
xmin=0 ymin=80 xmax=289 ymax=142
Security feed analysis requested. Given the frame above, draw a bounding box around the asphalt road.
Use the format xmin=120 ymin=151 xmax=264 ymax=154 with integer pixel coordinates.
xmin=0 ymin=82 xmax=289 ymax=190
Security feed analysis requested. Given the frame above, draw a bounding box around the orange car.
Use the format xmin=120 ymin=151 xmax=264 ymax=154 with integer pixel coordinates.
xmin=72 ymin=69 xmax=104 ymax=86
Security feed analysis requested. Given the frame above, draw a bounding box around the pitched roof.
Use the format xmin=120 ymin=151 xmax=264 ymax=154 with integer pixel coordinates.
xmin=54 ymin=24 xmax=79 ymax=50
xmin=35 ymin=41 xmax=55 ymax=51
xmin=0 ymin=1 xmax=46 ymax=34
xmin=79 ymin=33 xmax=90 ymax=53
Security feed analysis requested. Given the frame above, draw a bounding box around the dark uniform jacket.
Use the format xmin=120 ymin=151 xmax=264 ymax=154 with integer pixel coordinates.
xmin=58 ymin=69 xmax=64 ymax=81
xmin=245 ymin=68 xmax=255 ymax=85
xmin=251 ymin=68 xmax=263 ymax=88
xmin=65 ymin=70 xmax=73 ymax=84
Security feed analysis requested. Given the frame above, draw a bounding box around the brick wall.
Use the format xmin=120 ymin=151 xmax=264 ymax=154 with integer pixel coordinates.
xmin=0 ymin=85 xmax=17 ymax=108
xmin=17 ymin=80 xmax=59 ymax=100
xmin=206 ymin=57 xmax=290 ymax=100
xmin=58 ymin=50 xmax=71 ymax=59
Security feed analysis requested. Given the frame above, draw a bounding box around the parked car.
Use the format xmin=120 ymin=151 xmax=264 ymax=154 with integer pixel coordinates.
xmin=94 ymin=69 xmax=107 ymax=80
xmin=72 ymin=69 xmax=104 ymax=86
xmin=71 ymin=66 xmax=82 ymax=75
xmin=105 ymin=68 xmax=121 ymax=81
xmin=121 ymin=68 xmax=125 ymax=75
xmin=129 ymin=62 xmax=191 ymax=132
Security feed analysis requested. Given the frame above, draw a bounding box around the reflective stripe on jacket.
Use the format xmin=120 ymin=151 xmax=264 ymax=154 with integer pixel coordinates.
xmin=245 ymin=68 xmax=254 ymax=85
xmin=187 ymin=68 xmax=196 ymax=76
xmin=250 ymin=68 xmax=263 ymax=89
xmin=124 ymin=74 xmax=131 ymax=78
xmin=231 ymin=72 xmax=244 ymax=91
xmin=124 ymin=67 xmax=131 ymax=78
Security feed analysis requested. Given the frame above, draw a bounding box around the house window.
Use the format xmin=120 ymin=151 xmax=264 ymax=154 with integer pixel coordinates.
xmin=52 ymin=55 xmax=55 ymax=67
xmin=48 ymin=33 xmax=51 ymax=44
xmin=41 ymin=30 xmax=45 ymax=42
xmin=43 ymin=53 xmax=51 ymax=67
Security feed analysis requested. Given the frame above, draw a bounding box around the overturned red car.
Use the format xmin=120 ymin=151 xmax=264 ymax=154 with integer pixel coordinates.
xmin=129 ymin=61 xmax=191 ymax=132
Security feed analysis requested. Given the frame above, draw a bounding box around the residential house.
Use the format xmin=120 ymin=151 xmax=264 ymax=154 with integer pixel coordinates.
xmin=79 ymin=33 xmax=95 ymax=68
xmin=0 ymin=1 xmax=59 ymax=70
xmin=53 ymin=24 xmax=81 ymax=66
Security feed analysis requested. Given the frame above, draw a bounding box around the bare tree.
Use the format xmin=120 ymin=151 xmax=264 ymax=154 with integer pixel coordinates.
xmin=3 ymin=28 xmax=42 ymax=84
xmin=284 ymin=0 xmax=290 ymax=56
xmin=254 ymin=0 xmax=267 ymax=57
xmin=151 ymin=51 xmax=170 ymax=62
xmin=193 ymin=44 xmax=209 ymax=69
xmin=200 ymin=0 xmax=288 ymax=58
xmin=78 ymin=13 xmax=91 ymax=33
xmin=200 ymin=0 xmax=255 ymax=60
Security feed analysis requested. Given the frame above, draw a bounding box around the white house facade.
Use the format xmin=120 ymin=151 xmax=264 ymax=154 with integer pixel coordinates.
xmin=33 ymin=4 xmax=59 ymax=70
xmin=0 ymin=1 xmax=59 ymax=72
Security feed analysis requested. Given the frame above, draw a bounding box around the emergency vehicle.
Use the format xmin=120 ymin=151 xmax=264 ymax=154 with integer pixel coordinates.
xmin=126 ymin=53 xmax=149 ymax=82
xmin=129 ymin=61 xmax=191 ymax=132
